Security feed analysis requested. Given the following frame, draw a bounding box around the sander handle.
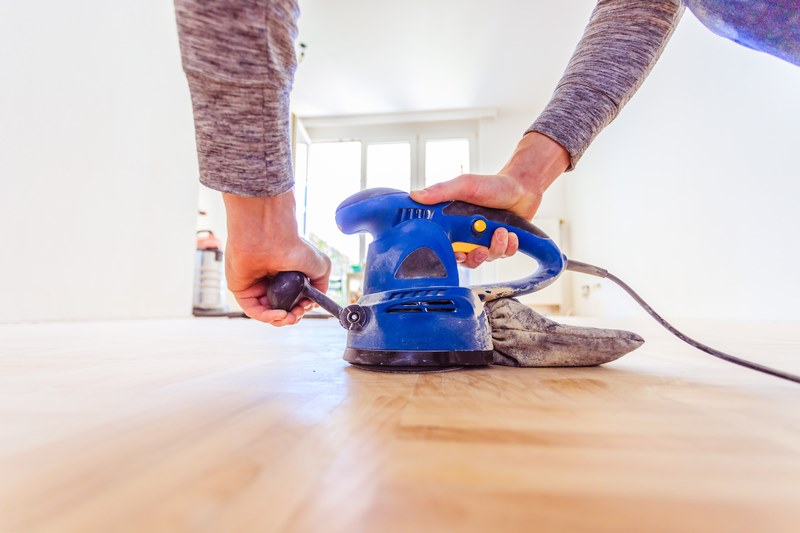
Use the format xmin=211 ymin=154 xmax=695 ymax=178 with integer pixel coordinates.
xmin=267 ymin=271 xmax=369 ymax=331
xmin=440 ymin=201 xmax=567 ymax=302
xmin=267 ymin=271 xmax=343 ymax=318
xmin=335 ymin=188 xmax=567 ymax=302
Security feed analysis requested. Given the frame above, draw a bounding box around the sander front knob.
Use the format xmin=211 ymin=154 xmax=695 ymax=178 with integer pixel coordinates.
xmin=341 ymin=305 xmax=369 ymax=330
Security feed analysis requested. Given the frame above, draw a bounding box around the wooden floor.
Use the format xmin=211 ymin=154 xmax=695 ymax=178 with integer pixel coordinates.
xmin=0 ymin=315 xmax=798 ymax=532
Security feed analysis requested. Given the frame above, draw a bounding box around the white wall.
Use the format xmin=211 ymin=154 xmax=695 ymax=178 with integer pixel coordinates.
xmin=0 ymin=2 xmax=199 ymax=322
xmin=566 ymin=15 xmax=800 ymax=320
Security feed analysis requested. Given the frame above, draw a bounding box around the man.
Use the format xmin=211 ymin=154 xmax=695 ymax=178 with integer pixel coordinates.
xmin=175 ymin=0 xmax=799 ymax=325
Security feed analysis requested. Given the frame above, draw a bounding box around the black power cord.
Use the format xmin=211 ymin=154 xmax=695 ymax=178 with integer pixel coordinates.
xmin=566 ymin=260 xmax=800 ymax=385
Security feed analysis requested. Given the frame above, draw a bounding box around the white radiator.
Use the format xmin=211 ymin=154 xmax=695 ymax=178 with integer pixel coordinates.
xmin=471 ymin=218 xmax=567 ymax=312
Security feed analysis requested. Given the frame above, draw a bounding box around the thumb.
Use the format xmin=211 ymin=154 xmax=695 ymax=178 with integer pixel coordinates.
xmin=410 ymin=174 xmax=478 ymax=205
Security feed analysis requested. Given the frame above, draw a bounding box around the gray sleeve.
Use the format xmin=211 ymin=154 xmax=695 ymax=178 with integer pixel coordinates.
xmin=528 ymin=0 xmax=684 ymax=170
xmin=174 ymin=0 xmax=300 ymax=197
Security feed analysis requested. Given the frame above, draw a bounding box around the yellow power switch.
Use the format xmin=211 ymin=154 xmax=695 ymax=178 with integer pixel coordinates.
xmin=452 ymin=242 xmax=480 ymax=253
xmin=472 ymin=219 xmax=487 ymax=233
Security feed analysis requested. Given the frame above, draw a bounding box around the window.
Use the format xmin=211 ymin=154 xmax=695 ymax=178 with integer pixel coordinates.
xmin=366 ymin=143 xmax=411 ymax=191
xmin=296 ymin=119 xmax=478 ymax=299
xmin=294 ymin=141 xmax=309 ymax=233
xmin=424 ymin=139 xmax=470 ymax=186
xmin=305 ymin=141 xmax=362 ymax=264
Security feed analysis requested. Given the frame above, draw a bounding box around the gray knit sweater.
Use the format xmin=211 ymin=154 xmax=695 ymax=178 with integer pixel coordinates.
xmin=529 ymin=1 xmax=683 ymax=169
xmin=175 ymin=0 xmax=300 ymax=197
xmin=174 ymin=0 xmax=684 ymax=196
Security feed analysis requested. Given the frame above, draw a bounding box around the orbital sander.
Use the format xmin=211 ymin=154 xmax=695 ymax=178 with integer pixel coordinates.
xmin=268 ymin=188 xmax=800 ymax=383
xmin=270 ymin=188 xmax=566 ymax=372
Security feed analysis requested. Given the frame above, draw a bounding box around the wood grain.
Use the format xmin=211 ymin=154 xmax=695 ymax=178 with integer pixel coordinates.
xmin=0 ymin=316 xmax=798 ymax=532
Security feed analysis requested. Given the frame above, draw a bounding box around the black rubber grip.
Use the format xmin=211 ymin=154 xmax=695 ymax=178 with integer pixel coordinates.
xmin=266 ymin=271 xmax=307 ymax=311
xmin=442 ymin=201 xmax=550 ymax=238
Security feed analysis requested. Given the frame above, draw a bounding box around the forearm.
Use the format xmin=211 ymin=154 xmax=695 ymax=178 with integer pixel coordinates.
xmin=528 ymin=0 xmax=684 ymax=169
xmin=222 ymin=192 xmax=300 ymax=252
xmin=174 ymin=0 xmax=300 ymax=196
xmin=499 ymin=132 xmax=570 ymax=196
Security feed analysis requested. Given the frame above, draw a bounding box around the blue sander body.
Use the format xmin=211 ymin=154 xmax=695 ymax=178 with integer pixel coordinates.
xmin=270 ymin=188 xmax=566 ymax=371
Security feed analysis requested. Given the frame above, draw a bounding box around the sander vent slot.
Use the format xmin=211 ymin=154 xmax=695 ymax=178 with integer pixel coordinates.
xmin=398 ymin=208 xmax=434 ymax=223
xmin=389 ymin=289 xmax=447 ymax=300
xmin=386 ymin=299 xmax=456 ymax=313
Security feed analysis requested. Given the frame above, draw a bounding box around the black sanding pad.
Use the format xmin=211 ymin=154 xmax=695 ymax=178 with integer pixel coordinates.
xmin=350 ymin=364 xmax=466 ymax=374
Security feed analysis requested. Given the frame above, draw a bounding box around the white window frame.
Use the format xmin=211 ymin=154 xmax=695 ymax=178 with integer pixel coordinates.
xmin=296 ymin=111 xmax=493 ymax=265
xmin=300 ymin=118 xmax=480 ymax=191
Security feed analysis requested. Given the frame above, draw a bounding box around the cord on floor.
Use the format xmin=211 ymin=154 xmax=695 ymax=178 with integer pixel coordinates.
xmin=566 ymin=259 xmax=800 ymax=385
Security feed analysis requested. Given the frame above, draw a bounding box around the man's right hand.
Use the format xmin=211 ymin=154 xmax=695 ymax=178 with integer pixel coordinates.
xmin=410 ymin=132 xmax=569 ymax=268
xmin=223 ymin=191 xmax=331 ymax=326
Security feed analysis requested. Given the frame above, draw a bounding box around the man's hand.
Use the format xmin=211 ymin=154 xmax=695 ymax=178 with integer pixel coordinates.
xmin=410 ymin=132 xmax=569 ymax=268
xmin=223 ymin=191 xmax=331 ymax=326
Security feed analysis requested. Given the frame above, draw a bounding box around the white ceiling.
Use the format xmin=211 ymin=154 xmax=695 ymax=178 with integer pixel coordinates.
xmin=292 ymin=0 xmax=597 ymax=118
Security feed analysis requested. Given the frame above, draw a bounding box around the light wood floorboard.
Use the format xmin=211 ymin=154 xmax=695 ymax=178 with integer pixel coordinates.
xmin=0 ymin=316 xmax=798 ymax=532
